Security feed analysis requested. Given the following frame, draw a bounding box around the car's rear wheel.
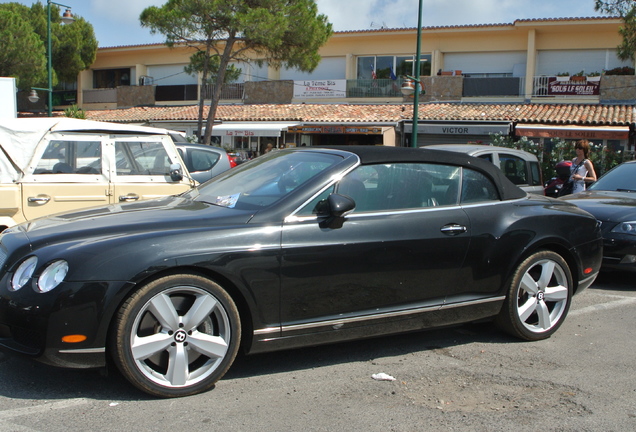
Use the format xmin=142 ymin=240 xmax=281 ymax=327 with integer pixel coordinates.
xmin=496 ymin=250 xmax=572 ymax=341
xmin=110 ymin=274 xmax=241 ymax=397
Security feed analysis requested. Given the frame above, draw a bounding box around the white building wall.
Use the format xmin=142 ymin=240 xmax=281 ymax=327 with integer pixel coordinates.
xmin=536 ymin=49 xmax=631 ymax=75
xmin=280 ymin=57 xmax=346 ymax=80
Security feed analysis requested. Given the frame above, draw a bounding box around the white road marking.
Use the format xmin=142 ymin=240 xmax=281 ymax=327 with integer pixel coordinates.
xmin=570 ymin=295 xmax=636 ymax=316
xmin=0 ymin=398 xmax=90 ymax=431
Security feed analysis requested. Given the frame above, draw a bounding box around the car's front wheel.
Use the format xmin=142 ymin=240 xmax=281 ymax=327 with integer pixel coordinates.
xmin=110 ymin=274 xmax=241 ymax=397
xmin=496 ymin=250 xmax=572 ymax=341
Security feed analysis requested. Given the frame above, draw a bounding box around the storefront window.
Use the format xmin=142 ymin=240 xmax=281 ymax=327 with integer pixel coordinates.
xmin=357 ymin=57 xmax=375 ymax=79
xmin=375 ymin=56 xmax=394 ymax=79
xmin=93 ymin=68 xmax=131 ymax=89
xmin=358 ymin=55 xmax=432 ymax=79
xmin=234 ymin=136 xmax=250 ymax=150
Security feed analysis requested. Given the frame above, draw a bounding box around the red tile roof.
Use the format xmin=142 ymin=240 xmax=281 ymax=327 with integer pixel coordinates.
xmin=85 ymin=103 xmax=635 ymax=126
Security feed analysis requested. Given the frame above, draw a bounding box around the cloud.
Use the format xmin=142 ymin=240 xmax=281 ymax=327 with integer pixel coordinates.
xmin=90 ymin=0 xmax=164 ymax=25
xmin=316 ymin=0 xmax=603 ymax=31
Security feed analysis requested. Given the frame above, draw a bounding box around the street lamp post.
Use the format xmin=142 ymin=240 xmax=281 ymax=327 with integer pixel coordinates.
xmin=400 ymin=0 xmax=424 ymax=147
xmin=31 ymin=1 xmax=74 ymax=117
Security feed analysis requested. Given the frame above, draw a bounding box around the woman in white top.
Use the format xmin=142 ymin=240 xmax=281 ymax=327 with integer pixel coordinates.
xmin=570 ymin=139 xmax=597 ymax=194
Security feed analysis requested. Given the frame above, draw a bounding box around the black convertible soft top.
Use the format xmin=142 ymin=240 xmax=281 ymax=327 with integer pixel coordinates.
xmin=312 ymin=145 xmax=527 ymax=201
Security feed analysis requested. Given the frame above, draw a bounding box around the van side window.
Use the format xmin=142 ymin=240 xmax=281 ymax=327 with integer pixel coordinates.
xmin=529 ymin=161 xmax=542 ymax=186
xmin=499 ymin=154 xmax=527 ymax=185
xmin=115 ymin=141 xmax=171 ymax=176
xmin=34 ymin=140 xmax=102 ymax=174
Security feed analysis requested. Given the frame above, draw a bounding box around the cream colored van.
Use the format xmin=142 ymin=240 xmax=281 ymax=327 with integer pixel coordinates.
xmin=0 ymin=118 xmax=194 ymax=231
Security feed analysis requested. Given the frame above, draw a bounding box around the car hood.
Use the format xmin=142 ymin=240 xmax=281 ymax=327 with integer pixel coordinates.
xmin=561 ymin=190 xmax=636 ymax=222
xmin=12 ymin=195 xmax=256 ymax=247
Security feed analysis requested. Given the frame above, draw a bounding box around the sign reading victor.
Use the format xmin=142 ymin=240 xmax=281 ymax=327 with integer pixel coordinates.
xmin=294 ymin=80 xmax=346 ymax=99
xmin=548 ymin=77 xmax=600 ymax=96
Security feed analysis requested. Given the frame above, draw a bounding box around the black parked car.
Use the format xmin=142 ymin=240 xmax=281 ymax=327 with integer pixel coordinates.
xmin=0 ymin=146 xmax=602 ymax=397
xmin=560 ymin=160 xmax=636 ymax=271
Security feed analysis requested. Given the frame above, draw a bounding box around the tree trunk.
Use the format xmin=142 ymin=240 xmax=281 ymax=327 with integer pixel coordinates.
xmin=203 ymin=36 xmax=236 ymax=145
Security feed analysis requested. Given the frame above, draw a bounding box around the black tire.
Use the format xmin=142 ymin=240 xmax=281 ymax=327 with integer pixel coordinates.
xmin=496 ymin=250 xmax=572 ymax=341
xmin=110 ymin=274 xmax=241 ymax=397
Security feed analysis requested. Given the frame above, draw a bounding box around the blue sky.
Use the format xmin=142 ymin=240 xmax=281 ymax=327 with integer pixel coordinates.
xmin=1 ymin=0 xmax=606 ymax=47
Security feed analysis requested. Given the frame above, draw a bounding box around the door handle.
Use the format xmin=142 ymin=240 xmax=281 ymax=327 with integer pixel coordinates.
xmin=119 ymin=193 xmax=140 ymax=202
xmin=440 ymin=224 xmax=467 ymax=235
xmin=27 ymin=195 xmax=51 ymax=204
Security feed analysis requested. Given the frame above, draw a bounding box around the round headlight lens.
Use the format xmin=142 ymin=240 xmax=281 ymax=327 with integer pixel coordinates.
xmin=10 ymin=256 xmax=38 ymax=292
xmin=611 ymin=221 xmax=636 ymax=236
xmin=37 ymin=260 xmax=69 ymax=293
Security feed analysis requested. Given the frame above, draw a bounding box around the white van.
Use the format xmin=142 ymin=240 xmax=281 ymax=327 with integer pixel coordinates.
xmin=424 ymin=144 xmax=544 ymax=195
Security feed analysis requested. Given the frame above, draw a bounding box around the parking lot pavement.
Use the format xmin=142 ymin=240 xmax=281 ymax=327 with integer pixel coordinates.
xmin=0 ymin=271 xmax=634 ymax=431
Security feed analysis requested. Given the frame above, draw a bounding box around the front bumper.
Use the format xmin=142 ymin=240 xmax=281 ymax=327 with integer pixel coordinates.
xmin=0 ymin=278 xmax=135 ymax=368
xmin=601 ymin=236 xmax=636 ymax=272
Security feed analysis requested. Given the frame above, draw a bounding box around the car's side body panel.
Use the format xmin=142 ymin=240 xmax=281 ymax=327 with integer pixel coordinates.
xmin=0 ymin=146 xmax=603 ymax=383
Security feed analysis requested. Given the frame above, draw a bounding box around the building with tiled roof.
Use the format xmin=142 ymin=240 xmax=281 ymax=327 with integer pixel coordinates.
xmin=85 ymin=102 xmax=635 ymax=155
xmin=20 ymin=16 xmax=636 ymax=155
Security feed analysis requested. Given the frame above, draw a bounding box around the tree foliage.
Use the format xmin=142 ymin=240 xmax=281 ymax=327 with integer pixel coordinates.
xmin=183 ymin=51 xmax=242 ymax=85
xmin=0 ymin=1 xmax=97 ymax=91
xmin=595 ymin=0 xmax=636 ymax=61
xmin=140 ymin=0 xmax=333 ymax=144
xmin=0 ymin=4 xmax=46 ymax=90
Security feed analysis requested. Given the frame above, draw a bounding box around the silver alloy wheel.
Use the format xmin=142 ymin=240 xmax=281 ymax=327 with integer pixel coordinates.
xmin=130 ymin=285 xmax=232 ymax=388
xmin=515 ymin=258 xmax=569 ymax=333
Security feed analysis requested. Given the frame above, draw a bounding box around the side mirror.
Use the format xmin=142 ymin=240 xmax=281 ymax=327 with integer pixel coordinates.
xmin=319 ymin=193 xmax=356 ymax=229
xmin=169 ymin=163 xmax=183 ymax=181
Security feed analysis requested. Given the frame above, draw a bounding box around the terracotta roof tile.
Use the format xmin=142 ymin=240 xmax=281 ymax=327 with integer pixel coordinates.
xmin=85 ymin=103 xmax=635 ymax=126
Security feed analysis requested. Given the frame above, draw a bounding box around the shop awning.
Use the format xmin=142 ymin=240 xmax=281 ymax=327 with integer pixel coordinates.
xmin=207 ymin=122 xmax=301 ymax=137
xmin=404 ymin=122 xmax=511 ymax=135
xmin=515 ymin=124 xmax=630 ymax=140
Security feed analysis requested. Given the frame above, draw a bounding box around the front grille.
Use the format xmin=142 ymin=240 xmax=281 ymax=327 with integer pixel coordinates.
xmin=0 ymin=321 xmax=44 ymax=355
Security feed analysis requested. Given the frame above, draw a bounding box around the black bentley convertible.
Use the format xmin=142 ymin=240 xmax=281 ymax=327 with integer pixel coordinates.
xmin=0 ymin=146 xmax=602 ymax=397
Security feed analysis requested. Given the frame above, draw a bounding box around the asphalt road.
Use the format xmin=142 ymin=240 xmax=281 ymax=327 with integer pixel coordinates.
xmin=0 ymin=271 xmax=634 ymax=432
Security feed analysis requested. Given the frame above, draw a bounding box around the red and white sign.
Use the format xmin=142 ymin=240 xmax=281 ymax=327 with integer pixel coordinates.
xmin=547 ymin=77 xmax=600 ymax=96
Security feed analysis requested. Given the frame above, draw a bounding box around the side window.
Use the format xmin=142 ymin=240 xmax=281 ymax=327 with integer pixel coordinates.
xmin=477 ymin=153 xmax=493 ymax=163
xmin=529 ymin=161 xmax=542 ymax=186
xmin=499 ymin=154 xmax=528 ymax=185
xmin=336 ymin=163 xmax=461 ymax=212
xmin=190 ymin=149 xmax=220 ymax=172
xmin=34 ymin=140 xmax=101 ymax=174
xmin=295 ymin=186 xmax=335 ymax=217
xmin=115 ymin=141 xmax=170 ymax=176
xmin=461 ymin=169 xmax=499 ymax=203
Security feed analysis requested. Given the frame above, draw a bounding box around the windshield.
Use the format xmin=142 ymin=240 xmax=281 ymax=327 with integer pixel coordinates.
xmin=185 ymin=150 xmax=344 ymax=210
xmin=589 ymin=163 xmax=636 ymax=192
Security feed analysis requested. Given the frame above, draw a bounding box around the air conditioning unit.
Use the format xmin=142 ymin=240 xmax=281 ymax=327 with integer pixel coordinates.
xmin=139 ymin=76 xmax=154 ymax=86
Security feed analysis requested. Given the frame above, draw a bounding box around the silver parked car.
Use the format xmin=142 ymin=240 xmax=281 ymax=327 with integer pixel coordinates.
xmin=425 ymin=144 xmax=544 ymax=195
xmin=174 ymin=143 xmax=233 ymax=183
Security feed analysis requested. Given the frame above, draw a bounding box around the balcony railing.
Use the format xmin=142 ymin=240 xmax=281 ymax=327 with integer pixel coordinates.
xmin=83 ymin=88 xmax=117 ymax=104
xmin=82 ymin=74 xmax=620 ymax=108
xmin=201 ymin=83 xmax=245 ymax=100
xmin=346 ymin=78 xmax=406 ymax=98
xmin=462 ymin=77 xmax=524 ymax=97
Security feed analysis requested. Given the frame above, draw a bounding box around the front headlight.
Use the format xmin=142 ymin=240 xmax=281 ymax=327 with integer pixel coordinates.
xmin=37 ymin=260 xmax=69 ymax=293
xmin=10 ymin=256 xmax=38 ymax=292
xmin=611 ymin=221 xmax=636 ymax=236
xmin=9 ymin=257 xmax=69 ymax=293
